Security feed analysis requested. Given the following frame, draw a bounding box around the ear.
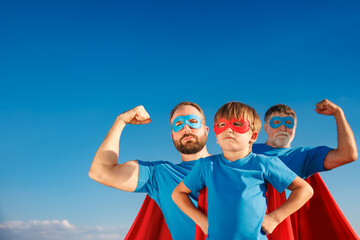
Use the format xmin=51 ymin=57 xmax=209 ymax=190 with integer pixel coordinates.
xmin=249 ymin=131 xmax=258 ymax=143
xmin=264 ymin=123 xmax=269 ymax=133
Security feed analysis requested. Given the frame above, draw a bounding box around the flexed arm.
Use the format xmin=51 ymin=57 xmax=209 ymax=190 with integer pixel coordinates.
xmin=315 ymin=99 xmax=358 ymax=170
xmin=89 ymin=105 xmax=151 ymax=192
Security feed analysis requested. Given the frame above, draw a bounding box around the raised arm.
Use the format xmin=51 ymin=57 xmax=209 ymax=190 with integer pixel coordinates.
xmin=88 ymin=105 xmax=151 ymax=192
xmin=315 ymin=99 xmax=358 ymax=170
xmin=172 ymin=182 xmax=208 ymax=235
xmin=261 ymin=177 xmax=313 ymax=235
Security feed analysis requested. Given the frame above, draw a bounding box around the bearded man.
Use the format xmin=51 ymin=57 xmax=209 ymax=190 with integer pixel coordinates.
xmin=253 ymin=99 xmax=357 ymax=179
xmin=89 ymin=102 xmax=211 ymax=240
xmin=252 ymin=99 xmax=358 ymax=239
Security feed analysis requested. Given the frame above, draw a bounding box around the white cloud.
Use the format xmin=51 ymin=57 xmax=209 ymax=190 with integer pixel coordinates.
xmin=0 ymin=220 xmax=130 ymax=240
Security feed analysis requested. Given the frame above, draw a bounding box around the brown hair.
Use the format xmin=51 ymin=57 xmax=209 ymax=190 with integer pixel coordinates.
xmin=264 ymin=104 xmax=296 ymax=123
xmin=170 ymin=101 xmax=206 ymax=125
xmin=214 ymin=101 xmax=261 ymax=133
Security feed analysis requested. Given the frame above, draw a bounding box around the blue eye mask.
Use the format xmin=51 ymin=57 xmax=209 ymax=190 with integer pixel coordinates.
xmin=172 ymin=114 xmax=202 ymax=132
xmin=269 ymin=116 xmax=295 ymax=129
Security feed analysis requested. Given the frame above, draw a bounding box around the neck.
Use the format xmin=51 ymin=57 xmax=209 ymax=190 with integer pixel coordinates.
xmin=223 ymin=149 xmax=251 ymax=162
xmin=180 ymin=147 xmax=211 ymax=162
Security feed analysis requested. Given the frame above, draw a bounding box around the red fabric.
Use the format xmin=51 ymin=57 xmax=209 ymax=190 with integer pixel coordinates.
xmin=124 ymin=195 xmax=172 ymax=240
xmin=196 ymin=173 xmax=359 ymax=240
xmin=266 ymin=183 xmax=295 ymax=240
xmin=126 ymin=174 xmax=359 ymax=240
xmin=195 ymin=187 xmax=208 ymax=240
xmin=290 ymin=173 xmax=359 ymax=240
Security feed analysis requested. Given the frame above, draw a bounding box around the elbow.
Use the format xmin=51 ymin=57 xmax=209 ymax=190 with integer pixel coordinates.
xmin=350 ymin=151 xmax=358 ymax=163
xmin=88 ymin=155 xmax=109 ymax=182
xmin=305 ymin=184 xmax=314 ymax=201
xmin=343 ymin=151 xmax=358 ymax=166
xmin=88 ymin=164 xmax=104 ymax=183
xmin=88 ymin=169 xmax=96 ymax=180
xmin=171 ymin=190 xmax=177 ymax=203
xmin=346 ymin=146 xmax=358 ymax=163
xmin=172 ymin=187 xmax=182 ymax=206
xmin=88 ymin=168 xmax=100 ymax=182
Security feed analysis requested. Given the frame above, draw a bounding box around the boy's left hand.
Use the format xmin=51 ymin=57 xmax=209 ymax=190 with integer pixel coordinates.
xmin=261 ymin=213 xmax=280 ymax=235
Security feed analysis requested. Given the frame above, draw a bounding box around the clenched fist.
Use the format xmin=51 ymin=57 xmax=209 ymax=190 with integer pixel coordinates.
xmin=315 ymin=99 xmax=341 ymax=116
xmin=117 ymin=105 xmax=151 ymax=125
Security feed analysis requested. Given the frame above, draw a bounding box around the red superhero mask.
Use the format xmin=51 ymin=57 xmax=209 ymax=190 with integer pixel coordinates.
xmin=214 ymin=118 xmax=250 ymax=134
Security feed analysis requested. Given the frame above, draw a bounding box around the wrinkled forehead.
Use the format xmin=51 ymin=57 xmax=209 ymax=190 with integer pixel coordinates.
xmin=170 ymin=106 xmax=204 ymax=124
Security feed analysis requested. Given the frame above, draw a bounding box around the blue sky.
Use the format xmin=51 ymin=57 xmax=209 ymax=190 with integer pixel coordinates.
xmin=1 ymin=0 xmax=360 ymax=239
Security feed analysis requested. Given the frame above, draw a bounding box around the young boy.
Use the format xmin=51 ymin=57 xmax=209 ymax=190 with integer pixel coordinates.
xmin=172 ymin=101 xmax=313 ymax=239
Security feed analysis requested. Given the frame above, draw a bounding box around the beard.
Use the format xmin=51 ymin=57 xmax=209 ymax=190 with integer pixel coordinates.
xmin=173 ymin=132 xmax=207 ymax=154
xmin=271 ymin=131 xmax=291 ymax=147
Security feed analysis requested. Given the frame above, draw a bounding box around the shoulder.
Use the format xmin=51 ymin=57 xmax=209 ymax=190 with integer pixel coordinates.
xmin=252 ymin=143 xmax=265 ymax=151
xmin=252 ymin=153 xmax=276 ymax=161
xmin=196 ymin=154 xmax=220 ymax=166
xmin=137 ymin=159 xmax=178 ymax=171
xmin=252 ymin=153 xmax=283 ymax=166
xmin=290 ymin=146 xmax=333 ymax=154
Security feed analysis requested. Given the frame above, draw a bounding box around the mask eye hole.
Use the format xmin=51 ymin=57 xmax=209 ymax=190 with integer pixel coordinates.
xmin=217 ymin=122 xmax=226 ymax=128
xmin=272 ymin=120 xmax=281 ymax=125
xmin=232 ymin=121 xmax=244 ymax=127
xmin=285 ymin=120 xmax=293 ymax=125
xmin=189 ymin=118 xmax=198 ymax=124
xmin=174 ymin=121 xmax=183 ymax=126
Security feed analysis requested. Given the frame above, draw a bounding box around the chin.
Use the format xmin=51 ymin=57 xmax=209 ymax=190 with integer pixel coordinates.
xmin=274 ymin=139 xmax=290 ymax=148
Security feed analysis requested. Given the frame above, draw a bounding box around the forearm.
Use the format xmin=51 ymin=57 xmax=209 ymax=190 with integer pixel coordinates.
xmin=323 ymin=110 xmax=358 ymax=169
xmin=268 ymin=185 xmax=313 ymax=224
xmin=334 ymin=110 xmax=358 ymax=161
xmin=172 ymin=189 xmax=208 ymax=230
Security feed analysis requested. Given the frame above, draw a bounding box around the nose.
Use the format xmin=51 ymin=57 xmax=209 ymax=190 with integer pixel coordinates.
xmin=183 ymin=124 xmax=192 ymax=132
xmin=224 ymin=126 xmax=233 ymax=133
xmin=278 ymin=124 xmax=287 ymax=131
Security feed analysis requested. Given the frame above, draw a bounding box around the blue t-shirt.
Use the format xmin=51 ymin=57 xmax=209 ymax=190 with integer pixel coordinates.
xmin=134 ymin=160 xmax=198 ymax=240
xmin=252 ymin=144 xmax=333 ymax=179
xmin=183 ymin=153 xmax=297 ymax=240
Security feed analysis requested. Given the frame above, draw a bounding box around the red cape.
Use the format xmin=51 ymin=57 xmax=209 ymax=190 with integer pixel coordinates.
xmin=289 ymin=173 xmax=359 ymax=240
xmin=124 ymin=195 xmax=172 ymax=240
xmin=125 ymin=173 xmax=359 ymax=240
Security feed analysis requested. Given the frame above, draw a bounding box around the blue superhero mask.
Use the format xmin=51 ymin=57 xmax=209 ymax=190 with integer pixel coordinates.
xmin=172 ymin=114 xmax=202 ymax=132
xmin=269 ymin=116 xmax=295 ymax=129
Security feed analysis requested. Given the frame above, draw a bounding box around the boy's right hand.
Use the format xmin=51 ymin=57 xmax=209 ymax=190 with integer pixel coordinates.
xmin=117 ymin=105 xmax=151 ymax=125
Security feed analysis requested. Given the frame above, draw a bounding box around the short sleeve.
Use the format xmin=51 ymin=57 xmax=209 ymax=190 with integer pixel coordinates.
xmin=303 ymin=146 xmax=333 ymax=178
xmin=265 ymin=156 xmax=297 ymax=193
xmin=182 ymin=159 xmax=205 ymax=194
xmin=134 ymin=160 xmax=156 ymax=193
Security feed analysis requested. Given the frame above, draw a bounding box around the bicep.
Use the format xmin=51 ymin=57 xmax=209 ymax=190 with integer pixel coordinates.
xmin=323 ymin=149 xmax=346 ymax=170
xmin=90 ymin=160 xmax=140 ymax=192
xmin=286 ymin=176 xmax=307 ymax=191
xmin=175 ymin=181 xmax=192 ymax=194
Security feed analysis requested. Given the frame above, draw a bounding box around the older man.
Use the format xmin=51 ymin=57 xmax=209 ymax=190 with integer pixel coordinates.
xmin=252 ymin=99 xmax=358 ymax=240
xmin=253 ymin=99 xmax=357 ymax=179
